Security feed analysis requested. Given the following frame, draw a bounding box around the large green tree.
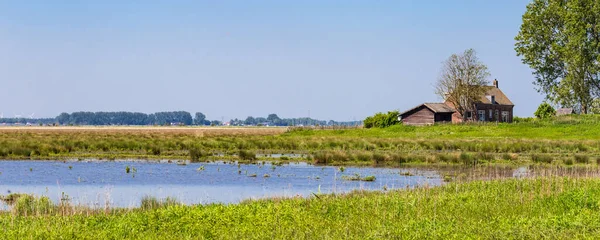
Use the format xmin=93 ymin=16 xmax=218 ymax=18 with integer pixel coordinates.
xmin=515 ymin=0 xmax=600 ymax=114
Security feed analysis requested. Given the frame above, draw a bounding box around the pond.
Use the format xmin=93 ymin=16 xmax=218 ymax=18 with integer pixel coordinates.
xmin=0 ymin=160 xmax=442 ymax=208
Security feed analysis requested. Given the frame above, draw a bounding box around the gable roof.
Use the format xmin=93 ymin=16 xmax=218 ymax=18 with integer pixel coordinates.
xmin=400 ymin=103 xmax=455 ymax=116
xmin=479 ymin=86 xmax=513 ymax=105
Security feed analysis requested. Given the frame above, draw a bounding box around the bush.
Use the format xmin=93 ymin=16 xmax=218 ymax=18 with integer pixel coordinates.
xmin=363 ymin=111 xmax=400 ymax=128
xmin=238 ymin=150 xmax=257 ymax=161
xmin=534 ymin=102 xmax=556 ymax=119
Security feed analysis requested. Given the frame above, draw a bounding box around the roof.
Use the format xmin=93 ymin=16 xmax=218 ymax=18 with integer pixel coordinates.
xmin=556 ymin=108 xmax=573 ymax=116
xmin=400 ymin=103 xmax=455 ymax=116
xmin=478 ymin=86 xmax=513 ymax=105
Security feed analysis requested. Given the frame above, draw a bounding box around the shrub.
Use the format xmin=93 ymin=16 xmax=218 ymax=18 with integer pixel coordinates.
xmin=534 ymin=102 xmax=556 ymax=119
xmin=363 ymin=111 xmax=400 ymax=128
xmin=238 ymin=150 xmax=256 ymax=161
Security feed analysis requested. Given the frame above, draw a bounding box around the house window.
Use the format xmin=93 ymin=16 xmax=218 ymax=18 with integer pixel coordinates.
xmin=495 ymin=110 xmax=499 ymax=121
xmin=501 ymin=111 xmax=509 ymax=122
xmin=491 ymin=96 xmax=496 ymax=104
xmin=478 ymin=110 xmax=485 ymax=121
xmin=489 ymin=109 xmax=492 ymax=119
xmin=466 ymin=111 xmax=472 ymax=119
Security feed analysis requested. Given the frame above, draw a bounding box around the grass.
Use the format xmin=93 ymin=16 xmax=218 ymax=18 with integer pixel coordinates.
xmin=2 ymin=177 xmax=600 ymax=238
xmin=2 ymin=115 xmax=600 ymax=166
xmin=341 ymin=173 xmax=376 ymax=182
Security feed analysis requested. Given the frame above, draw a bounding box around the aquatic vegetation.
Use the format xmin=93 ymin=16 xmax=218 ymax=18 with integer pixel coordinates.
xmin=341 ymin=173 xmax=376 ymax=182
xmin=125 ymin=166 xmax=130 ymax=173
xmin=248 ymin=174 xmax=257 ymax=177
xmin=263 ymin=174 xmax=270 ymax=178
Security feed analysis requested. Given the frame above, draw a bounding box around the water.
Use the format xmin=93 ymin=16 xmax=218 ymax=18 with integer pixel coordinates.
xmin=0 ymin=160 xmax=442 ymax=208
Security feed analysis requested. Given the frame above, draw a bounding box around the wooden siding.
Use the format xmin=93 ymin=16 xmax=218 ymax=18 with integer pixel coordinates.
xmin=402 ymin=106 xmax=435 ymax=126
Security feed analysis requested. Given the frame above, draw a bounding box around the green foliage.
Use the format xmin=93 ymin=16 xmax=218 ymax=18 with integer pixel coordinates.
xmin=515 ymin=0 xmax=600 ymax=113
xmin=363 ymin=111 xmax=400 ymax=128
xmin=534 ymin=102 xmax=556 ymax=119
xmin=5 ymin=178 xmax=600 ymax=239
xmin=238 ymin=150 xmax=256 ymax=161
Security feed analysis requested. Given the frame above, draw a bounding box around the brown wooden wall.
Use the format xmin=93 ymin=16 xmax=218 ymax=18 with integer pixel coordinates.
xmin=401 ymin=107 xmax=435 ymax=126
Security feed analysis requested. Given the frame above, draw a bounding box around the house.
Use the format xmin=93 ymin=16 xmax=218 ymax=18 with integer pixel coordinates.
xmin=399 ymin=103 xmax=455 ymax=126
xmin=400 ymin=79 xmax=515 ymax=125
xmin=556 ymin=108 xmax=574 ymax=116
xmin=446 ymin=79 xmax=514 ymax=123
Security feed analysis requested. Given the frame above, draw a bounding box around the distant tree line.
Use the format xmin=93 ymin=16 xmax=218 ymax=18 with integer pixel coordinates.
xmin=56 ymin=111 xmax=195 ymax=125
xmin=228 ymin=114 xmax=361 ymax=127
xmin=0 ymin=111 xmax=360 ymax=126
xmin=0 ymin=118 xmax=57 ymax=125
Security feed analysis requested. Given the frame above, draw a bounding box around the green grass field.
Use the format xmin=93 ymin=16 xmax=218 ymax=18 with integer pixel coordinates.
xmin=2 ymin=177 xmax=600 ymax=239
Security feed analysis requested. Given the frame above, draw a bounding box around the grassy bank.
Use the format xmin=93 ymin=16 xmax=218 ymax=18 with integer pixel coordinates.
xmin=1 ymin=115 xmax=600 ymax=165
xmin=2 ymin=177 xmax=600 ymax=239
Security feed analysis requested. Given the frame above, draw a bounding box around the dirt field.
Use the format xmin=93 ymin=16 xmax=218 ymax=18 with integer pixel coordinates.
xmin=0 ymin=126 xmax=288 ymax=136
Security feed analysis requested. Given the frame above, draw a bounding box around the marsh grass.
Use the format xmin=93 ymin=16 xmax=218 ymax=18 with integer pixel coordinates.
xmin=3 ymin=115 xmax=600 ymax=167
xmin=5 ymin=177 xmax=600 ymax=238
xmin=140 ymin=196 xmax=179 ymax=210
xmin=341 ymin=173 xmax=376 ymax=182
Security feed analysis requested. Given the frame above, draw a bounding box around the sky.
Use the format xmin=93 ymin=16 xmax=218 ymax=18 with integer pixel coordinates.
xmin=0 ymin=0 xmax=542 ymax=121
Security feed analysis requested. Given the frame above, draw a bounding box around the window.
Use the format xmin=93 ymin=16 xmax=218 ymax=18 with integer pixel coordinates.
xmin=489 ymin=109 xmax=492 ymax=118
xmin=491 ymin=96 xmax=496 ymax=104
xmin=501 ymin=111 xmax=509 ymax=122
xmin=478 ymin=110 xmax=485 ymax=121
xmin=466 ymin=111 xmax=472 ymax=118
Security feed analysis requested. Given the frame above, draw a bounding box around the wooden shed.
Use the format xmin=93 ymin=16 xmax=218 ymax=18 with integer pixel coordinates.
xmin=400 ymin=103 xmax=455 ymax=126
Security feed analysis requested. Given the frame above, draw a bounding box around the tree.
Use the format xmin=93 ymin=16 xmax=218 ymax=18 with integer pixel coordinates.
xmin=194 ymin=112 xmax=206 ymax=125
xmin=515 ymin=0 xmax=600 ymax=114
xmin=267 ymin=114 xmax=280 ymax=122
xmin=534 ymin=102 xmax=556 ymax=119
xmin=435 ymin=49 xmax=490 ymax=120
xmin=244 ymin=116 xmax=256 ymax=125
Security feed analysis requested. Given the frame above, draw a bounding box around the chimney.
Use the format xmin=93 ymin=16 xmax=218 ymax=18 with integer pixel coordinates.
xmin=493 ymin=79 xmax=499 ymax=88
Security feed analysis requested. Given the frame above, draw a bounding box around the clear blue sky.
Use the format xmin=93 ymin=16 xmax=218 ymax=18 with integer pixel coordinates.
xmin=0 ymin=0 xmax=541 ymax=121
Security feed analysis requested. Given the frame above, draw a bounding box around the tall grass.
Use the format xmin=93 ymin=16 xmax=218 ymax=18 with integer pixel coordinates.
xmin=2 ymin=115 xmax=600 ymax=166
xmin=3 ymin=177 xmax=600 ymax=238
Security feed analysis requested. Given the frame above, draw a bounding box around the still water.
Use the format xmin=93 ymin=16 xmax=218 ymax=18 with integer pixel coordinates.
xmin=0 ymin=160 xmax=442 ymax=208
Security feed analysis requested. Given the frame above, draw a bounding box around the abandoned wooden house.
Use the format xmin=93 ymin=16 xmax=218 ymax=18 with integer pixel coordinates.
xmin=400 ymin=79 xmax=514 ymax=125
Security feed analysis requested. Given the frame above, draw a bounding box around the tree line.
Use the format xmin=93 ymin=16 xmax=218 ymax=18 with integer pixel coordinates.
xmin=0 ymin=111 xmax=361 ymax=126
